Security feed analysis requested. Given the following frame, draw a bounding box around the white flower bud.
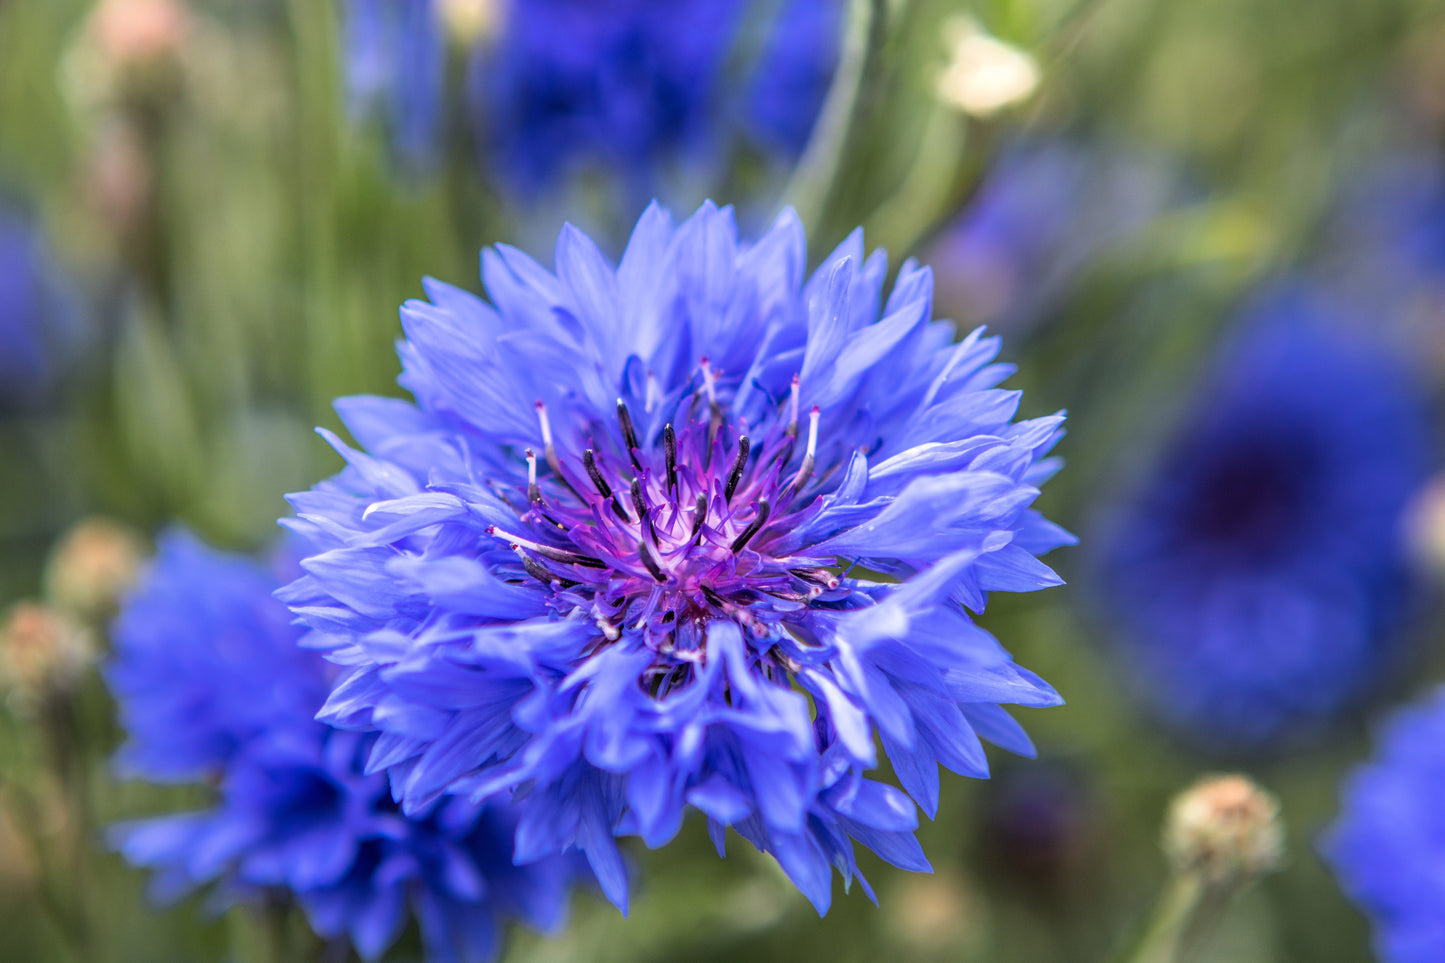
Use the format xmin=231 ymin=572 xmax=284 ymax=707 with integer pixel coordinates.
xmin=935 ymin=18 xmax=1041 ymax=119
xmin=1163 ymin=774 xmax=1283 ymax=886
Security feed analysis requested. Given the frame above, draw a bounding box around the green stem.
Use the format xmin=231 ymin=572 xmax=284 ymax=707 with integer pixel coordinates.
xmin=1120 ymin=871 xmax=1242 ymax=963
xmin=780 ymin=0 xmax=889 ymax=232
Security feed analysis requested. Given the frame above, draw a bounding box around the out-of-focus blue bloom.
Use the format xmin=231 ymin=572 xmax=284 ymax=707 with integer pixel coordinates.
xmin=742 ymin=0 xmax=842 ymax=157
xmin=279 ymin=200 xmax=1071 ymax=914
xmin=470 ymin=0 xmax=838 ymax=201
xmin=1324 ymin=687 xmax=1445 ymax=963
xmin=1094 ymin=288 xmax=1434 ymax=748
xmin=110 ymin=530 xmax=580 ymax=962
xmin=108 ymin=531 xmax=326 ymax=781
xmin=342 ymin=0 xmax=445 ymax=168
xmin=926 ymin=141 xmax=1180 ymax=333
xmin=0 ymin=214 xmax=78 ymax=409
xmin=472 ymin=0 xmax=743 ymax=196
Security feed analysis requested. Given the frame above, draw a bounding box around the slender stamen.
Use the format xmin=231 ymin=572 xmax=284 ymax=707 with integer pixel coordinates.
xmin=793 ymin=407 xmax=820 ymax=491
xmin=630 ymin=477 xmax=649 ymax=522
xmin=487 ymin=526 xmax=606 ymax=568
xmin=724 ymin=435 xmax=751 ymax=504
xmin=581 ymin=448 xmax=613 ymax=498
xmin=663 ymin=423 xmax=678 ymax=493
xmin=524 ymin=448 xmax=541 ymax=504
xmin=515 ymin=547 xmax=577 ymax=588
xmin=638 ymin=541 xmax=668 ymax=583
xmin=583 ymin=449 xmax=629 ymax=522
xmin=730 ymin=499 xmax=771 ymax=553
xmin=786 ymin=374 xmax=801 ymax=437
xmin=690 ymin=493 xmax=709 ymax=543
xmin=791 ymin=567 xmax=840 ymax=590
xmin=535 ymin=400 xmax=580 ymax=498
xmin=616 ymin=399 xmax=643 ymax=471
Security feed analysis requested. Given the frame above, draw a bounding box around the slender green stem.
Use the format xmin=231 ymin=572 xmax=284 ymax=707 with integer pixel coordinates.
xmin=780 ymin=0 xmax=889 ymax=231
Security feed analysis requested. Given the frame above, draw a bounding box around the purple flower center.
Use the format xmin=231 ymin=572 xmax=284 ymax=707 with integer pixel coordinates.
xmin=485 ymin=361 xmax=843 ymax=693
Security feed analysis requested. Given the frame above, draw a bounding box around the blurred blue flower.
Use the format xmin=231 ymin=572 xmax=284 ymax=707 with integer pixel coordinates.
xmin=108 ymin=530 xmax=325 ymax=781
xmin=0 ymin=214 xmax=78 ymax=409
xmin=110 ymin=530 xmax=580 ymax=961
xmin=279 ymin=200 xmax=1071 ymax=914
xmin=342 ymin=0 xmax=445 ymax=168
xmin=1324 ymin=687 xmax=1445 ymax=963
xmin=742 ymin=0 xmax=842 ymax=157
xmin=1094 ymin=289 xmax=1434 ymax=748
xmin=472 ymin=0 xmax=742 ymax=195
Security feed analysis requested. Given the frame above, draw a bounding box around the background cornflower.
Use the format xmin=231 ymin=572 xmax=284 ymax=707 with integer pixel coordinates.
xmin=1091 ymin=288 xmax=1435 ymax=748
xmin=1325 ymin=687 xmax=1445 ymax=963
xmin=109 ymin=531 xmax=583 ymax=961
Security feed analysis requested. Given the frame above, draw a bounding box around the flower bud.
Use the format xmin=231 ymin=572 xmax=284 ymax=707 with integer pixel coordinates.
xmin=43 ymin=517 xmax=146 ymax=623
xmin=1163 ymin=774 xmax=1283 ymax=886
xmin=65 ymin=0 xmax=192 ymax=111
xmin=438 ymin=0 xmax=501 ymax=49
xmin=0 ymin=603 xmax=94 ymax=706
xmin=935 ymin=18 xmax=1041 ymax=119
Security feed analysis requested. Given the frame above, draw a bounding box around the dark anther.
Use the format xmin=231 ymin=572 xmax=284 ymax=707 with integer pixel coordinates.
xmin=582 ymin=448 xmax=613 ymax=498
xmin=701 ymin=585 xmax=728 ymax=610
xmin=724 ymin=435 xmax=751 ymax=504
xmin=584 ymin=448 xmax=629 ymax=521
xmin=638 ymin=541 xmax=668 ymax=583
xmin=729 ymin=499 xmax=772 ymax=553
xmin=793 ymin=451 xmax=815 ymax=494
xmin=616 ymin=400 xmax=643 ymax=471
xmin=518 ymin=551 xmax=577 ymax=588
xmin=690 ymin=493 xmax=709 ymax=543
xmin=663 ymin=423 xmax=678 ymax=493
xmin=527 ymin=543 xmax=606 ymax=569
xmin=630 ymin=477 xmax=649 ymax=521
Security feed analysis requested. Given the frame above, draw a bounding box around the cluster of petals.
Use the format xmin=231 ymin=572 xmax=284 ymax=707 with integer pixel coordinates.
xmin=110 ymin=531 xmax=579 ymax=962
xmin=1093 ymin=290 xmax=1433 ymax=747
xmin=281 ymin=200 xmax=1072 ymax=913
xmin=1325 ymin=687 xmax=1445 ymax=962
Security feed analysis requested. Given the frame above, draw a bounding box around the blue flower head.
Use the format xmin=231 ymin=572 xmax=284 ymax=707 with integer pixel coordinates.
xmin=110 ymin=530 xmax=580 ymax=962
xmin=473 ymin=0 xmax=744 ymax=195
xmin=1094 ymin=287 xmax=1434 ymax=748
xmin=343 ymin=0 xmax=445 ymax=168
xmin=280 ymin=200 xmax=1072 ymax=914
xmin=1324 ymin=687 xmax=1445 ymax=963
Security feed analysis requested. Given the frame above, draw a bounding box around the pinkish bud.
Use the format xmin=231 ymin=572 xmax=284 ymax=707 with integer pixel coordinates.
xmin=1163 ymin=774 xmax=1283 ymax=886
xmin=43 ymin=517 xmax=146 ymax=623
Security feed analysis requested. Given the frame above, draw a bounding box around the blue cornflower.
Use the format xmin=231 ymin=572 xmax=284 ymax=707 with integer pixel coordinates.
xmin=1093 ymin=288 xmax=1434 ymax=748
xmin=108 ymin=530 xmax=326 ymax=781
xmin=279 ymin=200 xmax=1072 ymax=914
xmin=1324 ymin=687 xmax=1445 ymax=962
xmin=342 ymin=0 xmax=445 ymax=168
xmin=110 ymin=530 xmax=580 ymax=962
xmin=472 ymin=0 xmax=743 ymax=195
